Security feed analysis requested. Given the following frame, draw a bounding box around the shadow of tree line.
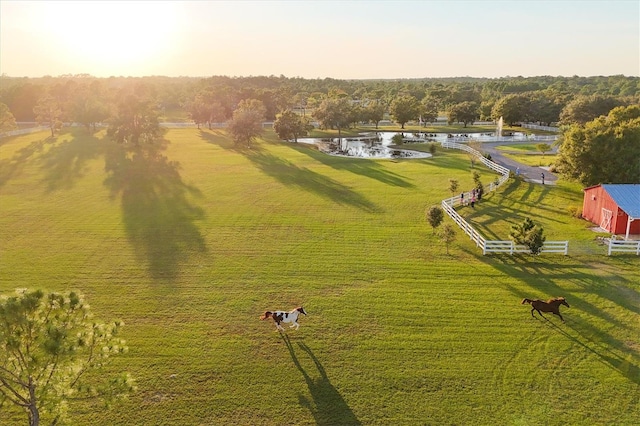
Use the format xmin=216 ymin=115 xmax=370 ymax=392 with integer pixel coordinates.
xmin=246 ymin=150 xmax=381 ymax=213
xmin=103 ymin=137 xmax=207 ymax=279
xmin=2 ymin=128 xmax=208 ymax=280
xmin=471 ymin=251 xmax=640 ymax=386
xmin=0 ymin=136 xmax=49 ymax=189
xmin=199 ymin=129 xmax=381 ymax=213
xmin=282 ymin=333 xmax=361 ymax=425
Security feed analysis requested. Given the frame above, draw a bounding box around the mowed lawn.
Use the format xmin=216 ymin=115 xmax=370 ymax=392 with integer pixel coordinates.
xmin=0 ymin=128 xmax=638 ymax=425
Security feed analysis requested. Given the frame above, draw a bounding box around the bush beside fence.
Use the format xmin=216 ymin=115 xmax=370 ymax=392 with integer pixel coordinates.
xmin=439 ymin=141 xmax=568 ymax=256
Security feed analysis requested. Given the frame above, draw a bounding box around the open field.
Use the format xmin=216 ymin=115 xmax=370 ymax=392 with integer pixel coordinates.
xmin=494 ymin=144 xmax=558 ymax=167
xmin=1 ymin=128 xmax=638 ymax=425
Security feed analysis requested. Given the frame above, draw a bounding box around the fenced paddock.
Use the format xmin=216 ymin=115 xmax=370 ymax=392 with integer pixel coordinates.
xmin=608 ymin=239 xmax=640 ymax=255
xmin=439 ymin=140 xmax=569 ymax=255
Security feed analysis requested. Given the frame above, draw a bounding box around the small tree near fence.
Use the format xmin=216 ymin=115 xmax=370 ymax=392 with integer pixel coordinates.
xmin=448 ymin=179 xmax=459 ymax=199
xmin=509 ymin=217 xmax=546 ymax=255
xmin=439 ymin=223 xmax=457 ymax=254
xmin=426 ymin=205 xmax=444 ymax=234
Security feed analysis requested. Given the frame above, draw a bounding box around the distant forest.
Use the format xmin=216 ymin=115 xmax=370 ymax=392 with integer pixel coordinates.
xmin=1 ymin=74 xmax=639 ymax=126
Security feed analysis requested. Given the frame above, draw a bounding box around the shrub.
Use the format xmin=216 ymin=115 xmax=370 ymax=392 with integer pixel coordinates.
xmin=509 ymin=217 xmax=546 ymax=255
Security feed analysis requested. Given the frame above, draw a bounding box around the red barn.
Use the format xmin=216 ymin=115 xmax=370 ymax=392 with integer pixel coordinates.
xmin=582 ymin=184 xmax=640 ymax=239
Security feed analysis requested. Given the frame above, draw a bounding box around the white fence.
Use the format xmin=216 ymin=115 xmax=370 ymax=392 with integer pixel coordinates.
xmin=439 ymin=141 xmax=568 ymax=255
xmin=0 ymin=126 xmax=49 ymax=138
xmin=608 ymin=240 xmax=640 ymax=255
xmin=521 ymin=123 xmax=559 ymax=132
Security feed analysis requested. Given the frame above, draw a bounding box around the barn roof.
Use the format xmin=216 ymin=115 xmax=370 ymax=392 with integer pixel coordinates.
xmin=601 ymin=184 xmax=640 ymax=219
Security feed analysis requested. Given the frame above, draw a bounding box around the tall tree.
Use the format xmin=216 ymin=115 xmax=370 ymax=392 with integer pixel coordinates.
xmin=389 ymin=94 xmax=419 ymax=129
xmin=186 ymin=95 xmax=210 ymax=129
xmin=491 ymin=94 xmax=528 ymax=125
xmin=0 ymin=289 xmax=134 ymax=426
xmin=312 ymin=97 xmax=352 ymax=138
xmin=1 ymin=82 xmax=44 ymax=121
xmin=364 ymin=100 xmax=386 ymax=129
xmin=556 ymin=105 xmax=640 ymax=185
xmin=527 ymin=91 xmax=563 ymax=126
xmin=33 ymin=94 xmax=63 ymax=137
xmin=71 ymin=82 xmax=109 ymax=132
xmin=447 ymin=101 xmax=479 ymax=127
xmin=0 ymin=102 xmax=17 ymax=133
xmin=559 ymin=94 xmax=625 ymax=125
xmin=419 ymin=96 xmax=439 ymax=126
xmin=273 ymin=110 xmax=311 ymax=142
xmin=107 ymin=84 xmax=162 ymax=147
xmin=227 ymin=99 xmax=266 ymax=148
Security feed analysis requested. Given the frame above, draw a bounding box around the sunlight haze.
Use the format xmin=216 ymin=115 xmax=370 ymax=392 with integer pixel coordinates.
xmin=1 ymin=0 xmax=638 ymax=79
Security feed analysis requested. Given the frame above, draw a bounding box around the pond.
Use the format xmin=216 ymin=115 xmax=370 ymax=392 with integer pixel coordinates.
xmin=297 ymin=131 xmax=528 ymax=159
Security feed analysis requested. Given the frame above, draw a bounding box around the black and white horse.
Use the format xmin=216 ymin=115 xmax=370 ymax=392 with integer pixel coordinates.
xmin=260 ymin=307 xmax=307 ymax=331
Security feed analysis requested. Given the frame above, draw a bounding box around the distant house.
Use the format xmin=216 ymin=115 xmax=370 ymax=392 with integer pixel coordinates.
xmin=582 ymin=184 xmax=640 ymax=239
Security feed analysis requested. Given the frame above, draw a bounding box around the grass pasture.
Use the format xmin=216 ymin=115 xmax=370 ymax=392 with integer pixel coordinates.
xmin=495 ymin=144 xmax=557 ymax=167
xmin=0 ymin=128 xmax=638 ymax=425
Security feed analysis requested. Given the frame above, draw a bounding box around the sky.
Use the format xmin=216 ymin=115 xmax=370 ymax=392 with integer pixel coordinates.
xmin=1 ymin=0 xmax=638 ymax=79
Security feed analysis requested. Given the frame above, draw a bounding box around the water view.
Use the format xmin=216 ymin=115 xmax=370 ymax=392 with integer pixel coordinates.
xmin=297 ymin=131 xmax=529 ymax=159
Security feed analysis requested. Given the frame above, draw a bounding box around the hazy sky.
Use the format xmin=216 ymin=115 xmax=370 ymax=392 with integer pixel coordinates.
xmin=1 ymin=0 xmax=638 ymax=79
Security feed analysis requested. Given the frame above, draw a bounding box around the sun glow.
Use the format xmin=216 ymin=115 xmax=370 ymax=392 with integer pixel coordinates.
xmin=36 ymin=1 xmax=181 ymax=75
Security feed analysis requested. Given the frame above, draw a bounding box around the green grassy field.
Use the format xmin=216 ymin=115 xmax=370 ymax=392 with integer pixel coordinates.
xmin=494 ymin=144 xmax=557 ymax=167
xmin=1 ymin=128 xmax=638 ymax=425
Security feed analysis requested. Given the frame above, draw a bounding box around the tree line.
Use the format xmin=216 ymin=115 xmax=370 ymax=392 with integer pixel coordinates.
xmin=1 ymin=74 xmax=639 ymax=185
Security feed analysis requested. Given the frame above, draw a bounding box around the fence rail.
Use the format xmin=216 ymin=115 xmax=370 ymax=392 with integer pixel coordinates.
xmin=608 ymin=240 xmax=640 ymax=255
xmin=439 ymin=141 xmax=568 ymax=255
xmin=521 ymin=123 xmax=559 ymax=132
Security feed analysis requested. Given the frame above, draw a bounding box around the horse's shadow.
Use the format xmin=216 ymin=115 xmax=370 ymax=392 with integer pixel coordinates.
xmin=281 ymin=333 xmax=361 ymax=425
xmin=536 ymin=315 xmax=640 ymax=385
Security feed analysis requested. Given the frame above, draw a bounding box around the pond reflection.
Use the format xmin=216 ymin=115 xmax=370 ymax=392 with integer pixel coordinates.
xmin=297 ymin=131 xmax=527 ymax=159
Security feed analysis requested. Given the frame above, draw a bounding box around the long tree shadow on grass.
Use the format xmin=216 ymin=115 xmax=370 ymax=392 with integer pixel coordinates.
xmin=246 ymin=150 xmax=381 ymax=213
xmin=0 ymin=136 xmax=48 ymax=188
xmin=198 ymin=129 xmax=236 ymax=149
xmin=38 ymin=129 xmax=105 ymax=192
xmin=468 ymin=250 xmax=640 ymax=386
xmin=285 ymin=143 xmax=416 ymax=189
xmin=282 ymin=333 xmax=361 ymax=425
xmin=541 ymin=315 xmax=639 ymax=386
xmin=103 ymin=138 xmax=207 ymax=280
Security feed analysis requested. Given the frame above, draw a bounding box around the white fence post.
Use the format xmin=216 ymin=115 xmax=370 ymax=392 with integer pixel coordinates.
xmin=438 ymin=140 xmax=570 ymax=256
xmin=608 ymin=240 xmax=640 ymax=255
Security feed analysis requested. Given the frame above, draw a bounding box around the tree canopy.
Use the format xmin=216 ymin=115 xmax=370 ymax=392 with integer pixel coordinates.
xmin=0 ymin=102 xmax=17 ymax=133
xmin=556 ymin=105 xmax=640 ymax=186
xmin=33 ymin=94 xmax=63 ymax=137
xmin=426 ymin=205 xmax=444 ymax=233
xmin=389 ymin=94 xmax=419 ymax=129
xmin=312 ymin=97 xmax=352 ymax=137
xmin=0 ymin=289 xmax=134 ymax=426
xmin=447 ymin=101 xmax=479 ymax=127
xmin=107 ymin=84 xmax=162 ymax=147
xmin=273 ymin=109 xmax=311 ymax=142
xmin=559 ymin=94 xmax=626 ymax=125
xmin=227 ymin=99 xmax=266 ymax=148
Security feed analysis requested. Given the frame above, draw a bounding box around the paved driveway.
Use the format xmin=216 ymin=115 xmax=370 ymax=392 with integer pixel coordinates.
xmin=482 ymin=141 xmax=558 ymax=185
